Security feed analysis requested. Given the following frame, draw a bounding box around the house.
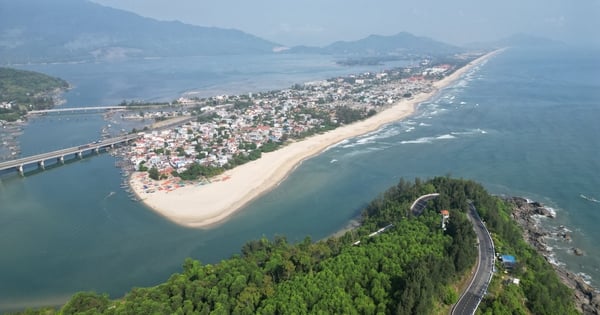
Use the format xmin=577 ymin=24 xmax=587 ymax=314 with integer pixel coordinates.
xmin=499 ymin=254 xmax=517 ymax=269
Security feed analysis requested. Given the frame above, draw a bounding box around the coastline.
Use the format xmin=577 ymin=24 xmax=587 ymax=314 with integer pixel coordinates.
xmin=130 ymin=49 xmax=502 ymax=228
xmin=507 ymin=197 xmax=600 ymax=314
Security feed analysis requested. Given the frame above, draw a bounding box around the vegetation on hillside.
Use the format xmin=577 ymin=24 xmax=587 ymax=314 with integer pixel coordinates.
xmin=13 ymin=177 xmax=578 ymax=314
xmin=0 ymin=67 xmax=69 ymax=121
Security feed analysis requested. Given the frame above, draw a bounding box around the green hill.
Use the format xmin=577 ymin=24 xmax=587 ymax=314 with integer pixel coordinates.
xmin=286 ymin=32 xmax=463 ymax=57
xmin=0 ymin=67 xmax=69 ymax=121
xmin=13 ymin=177 xmax=578 ymax=314
xmin=0 ymin=0 xmax=279 ymax=64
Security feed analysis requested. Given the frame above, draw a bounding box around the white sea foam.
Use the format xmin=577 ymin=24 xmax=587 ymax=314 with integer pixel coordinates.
xmin=436 ymin=134 xmax=456 ymax=140
xmin=401 ymin=132 xmax=458 ymax=144
xmin=347 ymin=126 xmax=402 ymax=147
xmin=324 ymin=139 xmax=350 ymax=151
xmin=419 ymin=123 xmax=431 ymax=127
xmin=454 ymin=79 xmax=469 ymax=88
xmin=580 ymin=194 xmax=600 ymax=203
xmin=544 ymin=207 xmax=557 ymax=218
xmin=401 ymin=137 xmax=433 ymax=144
xmin=546 ymin=253 xmax=566 ymax=267
xmin=450 ymin=128 xmax=487 ymax=136
xmin=577 ymin=272 xmax=593 ymax=285
xmin=560 ymin=226 xmax=573 ymax=233
xmin=342 ymin=146 xmax=386 ymax=158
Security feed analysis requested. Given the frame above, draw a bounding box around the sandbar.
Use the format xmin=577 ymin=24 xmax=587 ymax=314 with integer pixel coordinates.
xmin=130 ymin=49 xmax=502 ymax=228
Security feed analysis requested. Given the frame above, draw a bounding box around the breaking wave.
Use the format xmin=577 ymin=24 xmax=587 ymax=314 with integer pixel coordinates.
xmin=340 ymin=125 xmax=403 ymax=149
xmin=450 ymin=128 xmax=487 ymax=136
xmin=580 ymin=194 xmax=600 ymax=203
xmin=401 ymin=133 xmax=456 ymax=144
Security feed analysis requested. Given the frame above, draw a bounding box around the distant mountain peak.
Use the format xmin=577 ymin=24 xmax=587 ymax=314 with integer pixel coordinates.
xmin=285 ymin=31 xmax=463 ymax=56
xmin=0 ymin=0 xmax=280 ymax=64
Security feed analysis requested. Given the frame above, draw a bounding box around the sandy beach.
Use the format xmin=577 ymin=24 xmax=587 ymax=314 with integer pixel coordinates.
xmin=130 ymin=50 xmax=502 ymax=228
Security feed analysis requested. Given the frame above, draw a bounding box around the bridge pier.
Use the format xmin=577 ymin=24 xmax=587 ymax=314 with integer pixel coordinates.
xmin=0 ymin=134 xmax=139 ymax=176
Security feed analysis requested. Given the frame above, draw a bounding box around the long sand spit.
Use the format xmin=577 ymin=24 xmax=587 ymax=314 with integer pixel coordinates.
xmin=130 ymin=50 xmax=502 ymax=228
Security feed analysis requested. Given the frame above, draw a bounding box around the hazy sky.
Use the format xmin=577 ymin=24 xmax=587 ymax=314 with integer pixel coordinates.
xmin=91 ymin=0 xmax=599 ymax=47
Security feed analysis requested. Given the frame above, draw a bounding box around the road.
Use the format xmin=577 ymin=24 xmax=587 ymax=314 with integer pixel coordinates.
xmin=451 ymin=203 xmax=495 ymax=315
xmin=410 ymin=193 xmax=440 ymax=216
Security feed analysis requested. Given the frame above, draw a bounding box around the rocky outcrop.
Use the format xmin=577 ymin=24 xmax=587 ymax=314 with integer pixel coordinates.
xmin=506 ymin=196 xmax=600 ymax=315
xmin=573 ymin=248 xmax=585 ymax=256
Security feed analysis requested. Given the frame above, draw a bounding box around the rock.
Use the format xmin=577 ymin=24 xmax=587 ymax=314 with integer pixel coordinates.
xmin=505 ymin=196 xmax=600 ymax=314
xmin=590 ymin=293 xmax=600 ymax=307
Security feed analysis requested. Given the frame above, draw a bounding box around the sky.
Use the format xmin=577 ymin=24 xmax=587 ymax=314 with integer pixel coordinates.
xmin=91 ymin=0 xmax=599 ymax=47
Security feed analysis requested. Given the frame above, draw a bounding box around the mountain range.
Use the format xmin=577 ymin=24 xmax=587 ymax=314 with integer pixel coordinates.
xmin=287 ymin=32 xmax=463 ymax=56
xmin=0 ymin=0 xmax=279 ymax=63
xmin=0 ymin=0 xmax=561 ymax=65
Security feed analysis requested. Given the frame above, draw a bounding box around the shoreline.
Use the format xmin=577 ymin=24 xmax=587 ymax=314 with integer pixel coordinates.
xmin=507 ymin=197 xmax=600 ymax=314
xmin=130 ymin=49 xmax=503 ymax=228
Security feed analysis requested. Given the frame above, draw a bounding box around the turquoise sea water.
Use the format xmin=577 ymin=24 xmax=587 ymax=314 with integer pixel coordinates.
xmin=1 ymin=48 xmax=599 ymax=311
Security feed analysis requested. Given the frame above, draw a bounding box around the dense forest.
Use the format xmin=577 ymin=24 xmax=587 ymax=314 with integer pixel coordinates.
xmin=0 ymin=67 xmax=69 ymax=121
xmin=14 ymin=177 xmax=578 ymax=314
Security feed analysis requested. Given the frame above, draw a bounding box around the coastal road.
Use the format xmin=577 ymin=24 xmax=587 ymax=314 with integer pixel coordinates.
xmin=451 ymin=202 xmax=495 ymax=315
xmin=410 ymin=193 xmax=440 ymax=216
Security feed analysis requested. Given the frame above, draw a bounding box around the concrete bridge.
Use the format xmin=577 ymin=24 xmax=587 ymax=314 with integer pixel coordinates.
xmin=28 ymin=106 xmax=126 ymax=115
xmin=0 ymin=134 xmax=139 ymax=176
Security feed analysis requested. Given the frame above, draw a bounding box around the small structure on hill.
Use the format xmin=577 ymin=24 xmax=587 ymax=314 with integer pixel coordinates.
xmin=499 ymin=254 xmax=517 ymax=269
xmin=440 ymin=209 xmax=450 ymax=230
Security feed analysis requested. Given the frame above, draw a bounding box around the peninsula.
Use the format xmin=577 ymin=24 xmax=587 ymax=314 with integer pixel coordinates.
xmin=128 ymin=50 xmax=502 ymax=228
xmin=0 ymin=67 xmax=69 ymax=122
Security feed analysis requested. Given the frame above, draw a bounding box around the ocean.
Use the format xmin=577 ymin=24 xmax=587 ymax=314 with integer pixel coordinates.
xmin=0 ymin=47 xmax=598 ymax=311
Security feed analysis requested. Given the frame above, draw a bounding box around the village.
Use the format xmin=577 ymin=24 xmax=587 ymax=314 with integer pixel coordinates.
xmin=124 ymin=60 xmax=458 ymax=182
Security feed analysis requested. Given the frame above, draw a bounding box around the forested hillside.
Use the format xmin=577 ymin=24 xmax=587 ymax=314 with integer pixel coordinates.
xmin=15 ymin=177 xmax=578 ymax=314
xmin=0 ymin=67 xmax=69 ymax=121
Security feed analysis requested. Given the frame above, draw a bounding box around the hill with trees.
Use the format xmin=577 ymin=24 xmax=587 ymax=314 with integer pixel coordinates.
xmin=0 ymin=67 xmax=69 ymax=121
xmin=12 ymin=177 xmax=578 ymax=314
xmin=286 ymin=32 xmax=463 ymax=57
xmin=0 ymin=0 xmax=280 ymax=64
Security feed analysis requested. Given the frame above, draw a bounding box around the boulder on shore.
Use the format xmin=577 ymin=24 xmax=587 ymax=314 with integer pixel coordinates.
xmin=506 ymin=196 xmax=599 ymax=315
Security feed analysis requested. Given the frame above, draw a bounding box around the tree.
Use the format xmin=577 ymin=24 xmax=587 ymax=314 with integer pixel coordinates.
xmin=148 ymin=166 xmax=160 ymax=180
xmin=61 ymin=292 xmax=110 ymax=314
